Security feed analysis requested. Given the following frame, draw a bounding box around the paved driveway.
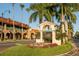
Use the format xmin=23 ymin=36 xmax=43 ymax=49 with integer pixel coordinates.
xmin=0 ymin=40 xmax=35 ymax=52
xmin=64 ymin=38 xmax=79 ymax=56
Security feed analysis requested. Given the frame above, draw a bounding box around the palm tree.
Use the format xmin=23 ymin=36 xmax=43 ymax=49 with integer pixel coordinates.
xmin=4 ymin=10 xmax=11 ymax=40
xmin=20 ymin=3 xmax=25 ymax=40
xmin=1 ymin=12 xmax=4 ymax=29
xmin=1 ymin=10 xmax=11 ymax=41
xmin=26 ymin=4 xmax=56 ymax=42
xmin=26 ymin=4 xmax=53 ymax=23
xmin=53 ymin=4 xmax=78 ymax=43
xmin=12 ymin=3 xmax=15 ymax=40
xmin=26 ymin=3 xmax=79 ymax=44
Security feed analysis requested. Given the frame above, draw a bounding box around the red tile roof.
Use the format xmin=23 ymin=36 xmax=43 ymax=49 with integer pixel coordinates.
xmin=0 ymin=17 xmax=29 ymax=29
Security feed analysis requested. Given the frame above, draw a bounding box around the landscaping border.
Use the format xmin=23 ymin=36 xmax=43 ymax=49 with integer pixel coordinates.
xmin=58 ymin=42 xmax=78 ymax=56
xmin=58 ymin=47 xmax=75 ymax=56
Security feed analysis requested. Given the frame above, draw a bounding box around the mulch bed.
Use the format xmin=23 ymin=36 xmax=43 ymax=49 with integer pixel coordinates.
xmin=27 ymin=43 xmax=58 ymax=48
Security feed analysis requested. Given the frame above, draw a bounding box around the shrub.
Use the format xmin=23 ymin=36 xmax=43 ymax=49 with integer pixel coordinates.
xmin=27 ymin=43 xmax=58 ymax=48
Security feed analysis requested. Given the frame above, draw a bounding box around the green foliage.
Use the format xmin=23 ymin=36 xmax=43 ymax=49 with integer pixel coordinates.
xmin=0 ymin=42 xmax=72 ymax=56
xmin=26 ymin=4 xmax=55 ymax=23
xmin=20 ymin=4 xmax=25 ymax=10
xmin=56 ymin=32 xmax=67 ymax=40
xmin=75 ymin=31 xmax=79 ymax=38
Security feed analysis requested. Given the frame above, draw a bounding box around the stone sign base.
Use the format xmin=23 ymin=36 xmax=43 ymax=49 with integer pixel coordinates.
xmin=53 ymin=40 xmax=61 ymax=45
xmin=36 ymin=39 xmax=44 ymax=43
xmin=36 ymin=39 xmax=61 ymax=45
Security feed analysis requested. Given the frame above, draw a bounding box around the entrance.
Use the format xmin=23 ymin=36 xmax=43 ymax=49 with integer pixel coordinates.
xmin=43 ymin=25 xmax=52 ymax=42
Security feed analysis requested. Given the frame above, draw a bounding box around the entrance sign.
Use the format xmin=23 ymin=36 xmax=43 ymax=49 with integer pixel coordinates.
xmin=36 ymin=21 xmax=61 ymax=45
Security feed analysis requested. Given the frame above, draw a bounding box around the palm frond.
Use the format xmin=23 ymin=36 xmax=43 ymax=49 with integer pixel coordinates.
xmin=29 ymin=12 xmax=38 ymax=23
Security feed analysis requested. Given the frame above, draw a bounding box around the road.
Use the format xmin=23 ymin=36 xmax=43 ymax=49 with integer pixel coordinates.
xmin=64 ymin=38 xmax=79 ymax=56
xmin=0 ymin=40 xmax=35 ymax=52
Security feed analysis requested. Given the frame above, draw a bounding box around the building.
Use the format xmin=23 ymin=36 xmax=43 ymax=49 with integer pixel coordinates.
xmin=0 ymin=17 xmax=29 ymax=41
xmin=24 ymin=28 xmax=39 ymax=40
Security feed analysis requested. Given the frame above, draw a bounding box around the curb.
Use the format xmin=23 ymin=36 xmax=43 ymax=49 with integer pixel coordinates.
xmin=58 ymin=48 xmax=75 ymax=56
xmin=58 ymin=42 xmax=77 ymax=56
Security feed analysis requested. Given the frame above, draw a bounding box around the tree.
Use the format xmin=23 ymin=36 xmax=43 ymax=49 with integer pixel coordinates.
xmin=75 ymin=31 xmax=79 ymax=39
xmin=20 ymin=3 xmax=25 ymax=40
xmin=26 ymin=3 xmax=79 ymax=44
xmin=26 ymin=4 xmax=54 ymax=23
xmin=26 ymin=4 xmax=57 ymax=43
xmin=12 ymin=3 xmax=15 ymax=40
xmin=53 ymin=4 xmax=77 ymax=43
xmin=68 ymin=21 xmax=74 ymax=40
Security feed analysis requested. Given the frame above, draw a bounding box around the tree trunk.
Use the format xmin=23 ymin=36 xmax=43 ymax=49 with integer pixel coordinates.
xmin=12 ymin=4 xmax=15 ymax=41
xmin=64 ymin=20 xmax=68 ymax=42
xmin=61 ymin=5 xmax=65 ymax=44
xmin=21 ymin=10 xmax=23 ymax=40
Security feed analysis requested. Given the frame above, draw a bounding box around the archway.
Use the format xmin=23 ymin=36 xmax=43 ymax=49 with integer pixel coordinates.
xmin=1 ymin=32 xmax=4 ymax=41
xmin=31 ymin=33 xmax=36 ymax=40
xmin=6 ymin=33 xmax=10 ymax=39
xmin=37 ymin=21 xmax=61 ymax=45
xmin=6 ymin=32 xmax=13 ymax=39
xmin=15 ymin=32 xmax=21 ymax=40
xmin=0 ymin=32 xmax=4 ymax=41
xmin=23 ymin=33 xmax=27 ymax=39
xmin=36 ymin=21 xmax=61 ymax=45
xmin=39 ymin=21 xmax=56 ymax=43
xmin=43 ymin=25 xmax=52 ymax=42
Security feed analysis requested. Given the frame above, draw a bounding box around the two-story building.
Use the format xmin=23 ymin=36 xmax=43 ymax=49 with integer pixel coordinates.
xmin=0 ymin=17 xmax=29 ymax=41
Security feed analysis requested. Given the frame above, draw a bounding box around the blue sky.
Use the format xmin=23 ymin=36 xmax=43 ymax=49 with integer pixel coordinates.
xmin=0 ymin=3 xmax=79 ymax=32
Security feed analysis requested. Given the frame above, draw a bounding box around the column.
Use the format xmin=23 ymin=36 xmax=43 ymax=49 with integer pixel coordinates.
xmin=40 ymin=30 xmax=43 ymax=41
xmin=13 ymin=25 xmax=15 ymax=40
xmin=52 ymin=30 xmax=56 ymax=43
xmin=4 ymin=24 xmax=7 ymax=40
xmin=21 ymin=28 xmax=23 ymax=40
xmin=1 ymin=26 xmax=3 ymax=40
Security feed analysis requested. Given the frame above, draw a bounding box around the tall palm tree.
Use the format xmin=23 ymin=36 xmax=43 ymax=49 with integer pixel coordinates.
xmin=1 ymin=10 xmax=11 ymax=41
xmin=53 ymin=4 xmax=77 ymax=43
xmin=12 ymin=3 xmax=15 ymax=40
xmin=4 ymin=10 xmax=11 ymax=40
xmin=20 ymin=3 xmax=25 ymax=40
xmin=1 ymin=12 xmax=4 ymax=29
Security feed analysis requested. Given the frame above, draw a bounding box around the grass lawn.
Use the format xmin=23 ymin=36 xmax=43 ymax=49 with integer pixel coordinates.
xmin=0 ymin=42 xmax=72 ymax=56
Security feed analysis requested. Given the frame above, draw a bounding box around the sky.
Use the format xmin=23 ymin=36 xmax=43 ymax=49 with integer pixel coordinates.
xmin=0 ymin=3 xmax=79 ymax=33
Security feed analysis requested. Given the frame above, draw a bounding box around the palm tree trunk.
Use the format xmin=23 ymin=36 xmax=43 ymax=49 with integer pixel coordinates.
xmin=64 ymin=6 xmax=68 ymax=43
xmin=64 ymin=20 xmax=68 ymax=42
xmin=61 ymin=5 xmax=65 ymax=44
xmin=20 ymin=10 xmax=23 ymax=40
xmin=12 ymin=3 xmax=15 ymax=40
xmin=21 ymin=11 xmax=23 ymax=40
xmin=1 ymin=12 xmax=4 ymax=40
xmin=20 ymin=4 xmax=25 ymax=40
